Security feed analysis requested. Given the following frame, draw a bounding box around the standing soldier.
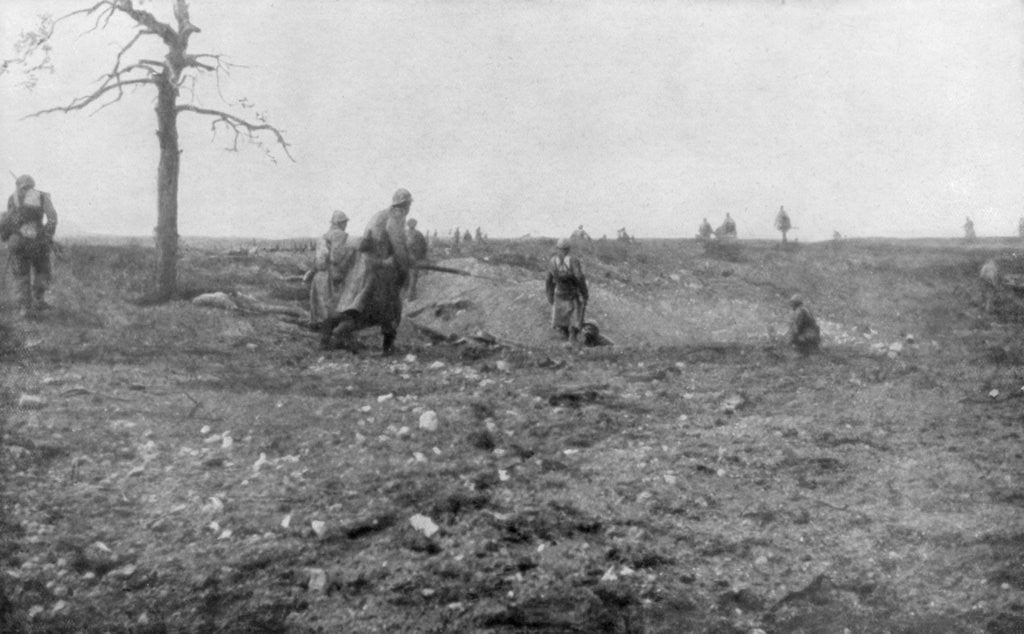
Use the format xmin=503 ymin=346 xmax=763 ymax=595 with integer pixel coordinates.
xmin=775 ymin=206 xmax=792 ymax=244
xmin=963 ymin=217 xmax=976 ymax=243
xmin=405 ymin=217 xmax=428 ymax=300
xmin=305 ymin=210 xmax=356 ymax=331
xmin=697 ymin=218 xmax=713 ymax=241
xmin=323 ymin=188 xmax=414 ymax=355
xmin=787 ymin=294 xmax=821 ymax=356
xmin=545 ymin=238 xmax=589 ymax=343
xmin=0 ymin=175 xmax=58 ymax=318
xmin=718 ymin=213 xmax=737 ymax=238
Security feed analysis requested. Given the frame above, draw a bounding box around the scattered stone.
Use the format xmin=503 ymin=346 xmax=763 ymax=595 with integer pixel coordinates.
xmin=17 ymin=394 xmax=46 ymax=410
xmin=192 ymin=292 xmax=237 ymax=310
xmin=307 ymin=567 xmax=328 ymax=593
xmin=311 ymin=520 xmax=327 ymax=539
xmin=410 ymin=514 xmax=440 ymax=538
xmin=419 ymin=410 xmax=439 ymax=431
xmin=252 ymin=453 xmax=269 ymax=473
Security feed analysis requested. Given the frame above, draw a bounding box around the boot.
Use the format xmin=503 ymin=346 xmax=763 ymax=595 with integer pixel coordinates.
xmin=381 ymin=332 xmax=397 ymax=356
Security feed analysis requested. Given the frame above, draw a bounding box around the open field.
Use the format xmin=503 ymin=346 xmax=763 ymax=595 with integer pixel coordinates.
xmin=1 ymin=236 xmax=1023 ymax=632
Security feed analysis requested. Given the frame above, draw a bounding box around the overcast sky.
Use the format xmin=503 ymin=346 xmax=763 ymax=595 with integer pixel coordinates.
xmin=2 ymin=0 xmax=1023 ymax=241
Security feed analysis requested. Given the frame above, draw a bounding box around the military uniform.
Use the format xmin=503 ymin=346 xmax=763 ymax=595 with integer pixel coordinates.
xmin=545 ymin=240 xmax=589 ymax=341
xmin=775 ymin=207 xmax=791 ymax=243
xmin=788 ymin=295 xmax=820 ymax=356
xmin=324 ymin=189 xmax=413 ymax=354
xmin=406 ymin=219 xmax=428 ymax=300
xmin=0 ymin=175 xmax=58 ymax=316
xmin=308 ymin=210 xmax=357 ymax=329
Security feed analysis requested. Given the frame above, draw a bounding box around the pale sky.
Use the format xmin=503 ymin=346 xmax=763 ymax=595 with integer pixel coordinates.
xmin=2 ymin=0 xmax=1023 ymax=241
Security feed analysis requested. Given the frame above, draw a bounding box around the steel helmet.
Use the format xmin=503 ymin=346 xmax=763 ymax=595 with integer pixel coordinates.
xmin=331 ymin=210 xmax=349 ymax=226
xmin=392 ymin=188 xmax=413 ymax=207
xmin=556 ymin=238 xmax=570 ymax=250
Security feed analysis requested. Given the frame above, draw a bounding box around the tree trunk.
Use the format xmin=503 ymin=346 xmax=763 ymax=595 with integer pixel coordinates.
xmin=154 ymin=77 xmax=180 ymax=301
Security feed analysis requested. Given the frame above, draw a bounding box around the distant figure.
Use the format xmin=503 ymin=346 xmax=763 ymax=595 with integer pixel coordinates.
xmin=475 ymin=226 xmax=483 ymax=242
xmin=0 ymin=174 xmax=59 ymax=318
xmin=571 ymin=224 xmax=592 ymax=241
xmin=463 ymin=229 xmax=473 ymax=243
xmin=453 ymin=227 xmax=461 ymax=247
xmin=322 ymin=188 xmax=414 ymax=355
xmin=405 ymin=217 xmax=429 ymax=300
xmin=775 ymin=206 xmax=792 ymax=244
xmin=545 ymin=238 xmax=589 ymax=343
xmin=306 ymin=210 xmax=356 ymax=330
xmin=616 ymin=227 xmax=632 ymax=242
xmin=963 ymin=217 xmax=976 ymax=242
xmin=832 ymin=231 xmax=842 ymax=241
xmin=716 ymin=213 xmax=737 ymax=238
xmin=787 ymin=294 xmax=821 ymax=356
xmin=697 ymin=218 xmax=713 ymax=241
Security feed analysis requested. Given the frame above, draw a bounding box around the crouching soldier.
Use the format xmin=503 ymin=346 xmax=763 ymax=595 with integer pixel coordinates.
xmin=546 ymin=238 xmax=588 ymax=343
xmin=787 ymin=294 xmax=821 ymax=356
xmin=0 ymin=175 xmax=58 ymax=318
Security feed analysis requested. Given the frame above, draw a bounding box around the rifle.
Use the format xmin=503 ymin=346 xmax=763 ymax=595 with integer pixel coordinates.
xmin=415 ymin=262 xmax=504 ymax=282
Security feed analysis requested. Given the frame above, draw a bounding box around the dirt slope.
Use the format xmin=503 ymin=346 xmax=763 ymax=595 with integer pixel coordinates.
xmin=1 ymin=237 xmax=1022 ymax=633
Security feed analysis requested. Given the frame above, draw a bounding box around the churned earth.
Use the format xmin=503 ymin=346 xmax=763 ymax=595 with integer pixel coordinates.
xmin=1 ymin=236 xmax=1022 ymax=633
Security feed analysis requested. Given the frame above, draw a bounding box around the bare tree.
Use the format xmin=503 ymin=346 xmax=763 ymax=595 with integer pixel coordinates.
xmin=5 ymin=0 xmax=293 ymax=300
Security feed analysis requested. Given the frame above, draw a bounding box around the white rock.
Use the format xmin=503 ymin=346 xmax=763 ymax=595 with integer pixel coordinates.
xmin=410 ymin=514 xmax=439 ymax=537
xmin=307 ymin=567 xmax=327 ymax=592
xmin=413 ymin=452 xmax=427 ymax=462
xmin=191 ymin=292 xmax=237 ymax=310
xmin=498 ymin=469 xmax=510 ymax=482
xmin=200 ymin=425 xmax=211 ymax=435
xmin=221 ymin=435 xmax=233 ymax=449
xmin=311 ymin=520 xmax=327 ymax=538
xmin=17 ymin=394 xmax=46 ymax=410
xmin=281 ymin=514 xmax=292 ymax=529
xmin=377 ymin=393 xmax=394 ymax=403
xmin=418 ymin=411 xmax=439 ymax=432
xmin=252 ymin=453 xmax=269 ymax=473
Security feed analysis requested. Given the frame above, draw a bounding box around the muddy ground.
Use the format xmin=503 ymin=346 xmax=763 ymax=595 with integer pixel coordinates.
xmin=1 ymin=236 xmax=1023 ymax=633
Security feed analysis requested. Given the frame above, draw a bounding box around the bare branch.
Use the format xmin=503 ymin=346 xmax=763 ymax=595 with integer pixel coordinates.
xmin=114 ymin=0 xmax=178 ymax=47
xmin=177 ymin=104 xmax=295 ymax=163
xmin=23 ymin=78 xmax=154 ymax=119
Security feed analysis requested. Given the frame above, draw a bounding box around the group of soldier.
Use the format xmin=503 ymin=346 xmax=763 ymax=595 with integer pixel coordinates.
xmin=0 ymin=178 xmax=819 ymax=356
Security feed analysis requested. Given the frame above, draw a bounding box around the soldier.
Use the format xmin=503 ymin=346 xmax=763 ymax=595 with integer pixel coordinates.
xmin=0 ymin=175 xmax=58 ymax=318
xmin=775 ymin=206 xmax=791 ymax=244
xmin=963 ymin=217 xmax=976 ymax=242
xmin=718 ymin=213 xmax=737 ymax=238
xmin=405 ymin=217 xmax=428 ymax=300
xmin=323 ymin=188 xmax=414 ymax=355
xmin=697 ymin=218 xmax=713 ymax=241
xmin=571 ymin=224 xmax=591 ymax=241
xmin=305 ymin=210 xmax=356 ymax=330
xmin=787 ymin=294 xmax=821 ymax=356
xmin=545 ymin=238 xmax=589 ymax=343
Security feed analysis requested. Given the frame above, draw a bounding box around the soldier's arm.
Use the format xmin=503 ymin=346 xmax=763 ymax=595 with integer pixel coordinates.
xmin=545 ymin=270 xmax=555 ymax=304
xmin=42 ymin=193 xmax=58 ymax=235
xmin=387 ymin=215 xmax=412 ymax=269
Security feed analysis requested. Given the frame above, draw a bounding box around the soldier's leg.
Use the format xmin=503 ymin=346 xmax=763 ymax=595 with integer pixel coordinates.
xmin=328 ymin=314 xmax=360 ymax=352
xmin=381 ymin=324 xmax=397 ymax=356
xmin=31 ymin=247 xmax=52 ymax=310
xmin=407 ymin=269 xmax=418 ymax=301
xmin=10 ymin=252 xmax=32 ymax=315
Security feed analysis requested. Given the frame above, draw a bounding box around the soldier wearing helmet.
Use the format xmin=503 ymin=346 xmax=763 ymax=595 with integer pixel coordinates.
xmin=323 ymin=188 xmax=414 ymax=355
xmin=405 ymin=217 xmax=429 ymax=300
xmin=787 ymin=294 xmax=821 ymax=356
xmin=0 ymin=174 xmax=59 ymax=318
xmin=545 ymin=237 xmax=589 ymax=343
xmin=306 ymin=209 xmax=356 ymax=330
